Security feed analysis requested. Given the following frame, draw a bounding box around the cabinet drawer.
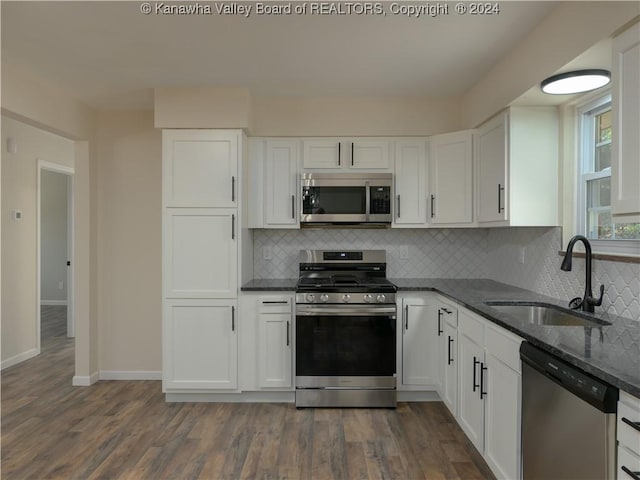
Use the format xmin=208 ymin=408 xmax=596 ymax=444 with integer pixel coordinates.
xmin=259 ymin=297 xmax=292 ymax=314
xmin=619 ymin=395 xmax=640 ymax=454
xmin=485 ymin=324 xmax=523 ymax=373
xmin=459 ymin=310 xmax=484 ymax=344
xmin=618 ymin=445 xmax=640 ymax=480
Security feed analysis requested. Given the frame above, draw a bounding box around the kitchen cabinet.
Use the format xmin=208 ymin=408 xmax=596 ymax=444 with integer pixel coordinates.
xmin=476 ymin=107 xmax=558 ymax=226
xmin=257 ymin=296 xmax=293 ymax=389
xmin=163 ymin=300 xmax=238 ymax=391
xmin=302 ymin=139 xmax=391 ymax=170
xmin=618 ymin=391 xmax=640 ymax=480
xmin=400 ymin=297 xmax=439 ymax=389
xmin=429 ymin=130 xmax=474 ymax=225
xmin=612 ymin=22 xmax=640 ymax=220
xmin=437 ymin=304 xmax=458 ymax=416
xmin=458 ymin=308 xmax=523 ymax=480
xmin=264 ymin=140 xmax=299 ymax=227
xmin=162 ymin=130 xmax=243 ymax=395
xmin=394 ymin=140 xmax=428 ymax=226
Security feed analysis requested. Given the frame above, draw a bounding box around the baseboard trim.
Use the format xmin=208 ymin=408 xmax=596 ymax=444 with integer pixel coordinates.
xmin=72 ymin=371 xmax=100 ymax=386
xmin=100 ymin=371 xmax=162 ymax=381
xmin=398 ymin=391 xmax=441 ymax=402
xmin=41 ymin=300 xmax=68 ymax=306
xmin=165 ymin=391 xmax=295 ymax=403
xmin=1 ymin=348 xmax=40 ymax=370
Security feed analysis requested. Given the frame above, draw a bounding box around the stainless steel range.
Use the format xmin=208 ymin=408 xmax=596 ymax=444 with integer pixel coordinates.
xmin=295 ymin=250 xmax=397 ymax=408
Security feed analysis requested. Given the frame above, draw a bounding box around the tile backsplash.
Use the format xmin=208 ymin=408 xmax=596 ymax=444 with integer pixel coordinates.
xmin=253 ymin=226 xmax=640 ymax=321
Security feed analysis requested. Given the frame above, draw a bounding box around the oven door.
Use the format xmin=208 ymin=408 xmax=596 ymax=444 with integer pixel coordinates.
xmin=295 ymin=304 xmax=397 ymax=388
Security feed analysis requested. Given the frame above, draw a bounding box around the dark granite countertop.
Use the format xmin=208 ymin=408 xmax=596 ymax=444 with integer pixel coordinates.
xmin=391 ymin=278 xmax=640 ymax=397
xmin=241 ymin=278 xmax=298 ymax=291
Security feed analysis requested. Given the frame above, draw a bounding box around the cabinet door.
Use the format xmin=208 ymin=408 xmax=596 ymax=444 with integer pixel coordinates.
xmin=443 ymin=321 xmax=458 ymax=417
xmin=394 ymin=140 xmax=427 ymax=226
xmin=351 ymin=140 xmax=391 ymax=169
xmin=258 ymin=312 xmax=292 ymax=388
xmin=303 ymin=139 xmax=341 ymax=169
xmin=477 ymin=113 xmax=508 ymax=223
xmin=401 ymin=302 xmax=439 ymax=387
xmin=458 ymin=332 xmax=485 ymax=452
xmin=163 ymin=130 xmax=238 ymax=208
xmin=612 ymin=23 xmax=640 ymax=217
xmin=164 ymin=209 xmax=237 ymax=298
xmin=429 ymin=131 xmax=473 ymax=224
xmin=265 ymin=140 xmax=299 ymax=227
xmin=484 ymin=352 xmax=521 ymax=480
xmin=163 ymin=300 xmax=238 ymax=391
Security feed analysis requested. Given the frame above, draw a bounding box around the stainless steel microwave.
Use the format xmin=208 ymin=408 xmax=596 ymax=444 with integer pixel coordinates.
xmin=300 ymin=173 xmax=392 ymax=226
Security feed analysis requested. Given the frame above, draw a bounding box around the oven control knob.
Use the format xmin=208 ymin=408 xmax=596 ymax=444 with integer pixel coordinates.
xmin=306 ymin=293 xmax=315 ymax=303
xmin=342 ymin=294 xmax=351 ymax=303
xmin=320 ymin=294 xmax=329 ymax=303
xmin=376 ymin=294 xmax=386 ymax=303
xmin=364 ymin=294 xmax=373 ymax=303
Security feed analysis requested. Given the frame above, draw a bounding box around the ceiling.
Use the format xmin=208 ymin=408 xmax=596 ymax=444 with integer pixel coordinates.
xmin=1 ymin=1 xmax=586 ymax=110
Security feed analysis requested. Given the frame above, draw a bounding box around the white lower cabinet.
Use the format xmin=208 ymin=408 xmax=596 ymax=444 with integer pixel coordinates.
xmin=257 ymin=297 xmax=293 ymax=389
xmin=457 ymin=307 xmax=523 ymax=480
xmin=400 ymin=297 xmax=439 ymax=389
xmin=163 ymin=300 xmax=238 ymax=391
xmin=618 ymin=391 xmax=640 ymax=480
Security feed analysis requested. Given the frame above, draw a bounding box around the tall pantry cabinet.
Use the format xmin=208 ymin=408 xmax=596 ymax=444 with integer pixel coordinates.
xmin=162 ymin=130 xmax=244 ymax=393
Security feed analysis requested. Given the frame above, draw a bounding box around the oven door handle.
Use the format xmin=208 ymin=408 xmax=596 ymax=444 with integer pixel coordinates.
xmin=296 ymin=305 xmax=397 ymax=316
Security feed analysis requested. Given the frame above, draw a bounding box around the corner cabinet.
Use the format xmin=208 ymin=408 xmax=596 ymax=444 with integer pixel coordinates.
xmin=437 ymin=304 xmax=458 ymax=416
xmin=476 ymin=108 xmax=559 ymax=227
xmin=162 ymin=129 xmax=243 ymax=394
xmin=612 ymin=22 xmax=640 ymax=220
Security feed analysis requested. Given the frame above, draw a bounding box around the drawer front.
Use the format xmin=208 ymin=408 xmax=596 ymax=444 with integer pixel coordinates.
xmin=259 ymin=297 xmax=293 ymax=314
xmin=485 ymin=324 xmax=523 ymax=373
xmin=619 ymin=396 xmax=640 ymax=454
xmin=618 ymin=445 xmax=640 ymax=480
xmin=458 ymin=309 xmax=484 ymax=344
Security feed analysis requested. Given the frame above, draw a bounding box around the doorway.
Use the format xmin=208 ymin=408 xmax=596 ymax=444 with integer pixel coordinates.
xmin=38 ymin=161 xmax=74 ymax=353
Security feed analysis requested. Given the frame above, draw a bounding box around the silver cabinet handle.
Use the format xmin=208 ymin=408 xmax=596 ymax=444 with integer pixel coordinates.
xmin=404 ymin=305 xmax=408 ymax=330
xmin=291 ymin=195 xmax=295 ymax=219
xmin=231 ymin=176 xmax=236 ymax=202
xmin=498 ymin=183 xmax=505 ymax=213
xmin=397 ymin=195 xmax=401 ymax=218
xmin=430 ymin=195 xmax=435 ymax=218
xmin=231 ymin=306 xmax=235 ymax=332
xmin=286 ymin=321 xmax=290 ymax=346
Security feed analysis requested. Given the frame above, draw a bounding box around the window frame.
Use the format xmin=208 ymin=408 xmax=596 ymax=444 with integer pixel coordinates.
xmin=576 ymin=92 xmax=640 ymax=256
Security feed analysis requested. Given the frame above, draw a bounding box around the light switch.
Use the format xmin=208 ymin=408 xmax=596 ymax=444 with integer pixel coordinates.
xmin=399 ymin=246 xmax=409 ymax=259
xmin=11 ymin=210 xmax=22 ymax=221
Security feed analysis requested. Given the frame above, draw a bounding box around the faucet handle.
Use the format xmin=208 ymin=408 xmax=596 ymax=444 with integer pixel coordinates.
xmin=587 ymin=284 xmax=605 ymax=307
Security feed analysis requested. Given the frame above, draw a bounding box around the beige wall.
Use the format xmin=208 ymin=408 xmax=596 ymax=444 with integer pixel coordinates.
xmin=95 ymin=111 xmax=162 ymax=372
xmin=1 ymin=116 xmax=75 ymax=366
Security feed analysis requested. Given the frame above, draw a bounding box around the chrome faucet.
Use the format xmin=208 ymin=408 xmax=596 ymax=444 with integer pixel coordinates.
xmin=560 ymin=235 xmax=604 ymax=313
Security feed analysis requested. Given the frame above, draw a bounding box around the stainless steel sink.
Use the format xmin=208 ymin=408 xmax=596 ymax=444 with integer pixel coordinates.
xmin=485 ymin=302 xmax=610 ymax=327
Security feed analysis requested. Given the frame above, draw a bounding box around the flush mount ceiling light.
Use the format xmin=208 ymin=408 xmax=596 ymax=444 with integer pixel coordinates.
xmin=541 ymin=69 xmax=611 ymax=95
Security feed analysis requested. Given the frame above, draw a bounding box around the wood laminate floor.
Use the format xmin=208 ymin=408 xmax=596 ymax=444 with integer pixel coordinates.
xmin=2 ymin=308 xmax=494 ymax=480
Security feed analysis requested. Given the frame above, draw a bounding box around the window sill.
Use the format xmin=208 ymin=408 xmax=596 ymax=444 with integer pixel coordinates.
xmin=557 ymin=251 xmax=640 ymax=264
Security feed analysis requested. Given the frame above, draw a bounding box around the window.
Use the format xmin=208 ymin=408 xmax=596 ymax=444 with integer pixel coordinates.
xmin=578 ymin=94 xmax=640 ymax=251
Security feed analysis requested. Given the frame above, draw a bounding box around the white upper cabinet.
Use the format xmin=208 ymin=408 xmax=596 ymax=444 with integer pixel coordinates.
xmin=264 ymin=140 xmax=299 ymax=227
xmin=163 ymin=130 xmax=239 ymax=208
xmin=612 ymin=22 xmax=640 ymax=219
xmin=429 ymin=130 xmax=474 ymax=225
xmin=476 ymin=108 xmax=559 ymax=226
xmin=302 ymin=139 xmax=392 ymax=171
xmin=394 ymin=140 xmax=428 ymax=226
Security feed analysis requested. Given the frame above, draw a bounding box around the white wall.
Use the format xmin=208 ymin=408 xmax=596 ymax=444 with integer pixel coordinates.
xmin=1 ymin=116 xmax=75 ymax=367
xmin=41 ymin=170 xmax=69 ymax=303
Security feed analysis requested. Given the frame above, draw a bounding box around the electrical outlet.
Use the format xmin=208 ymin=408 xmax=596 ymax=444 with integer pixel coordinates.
xmin=263 ymin=246 xmax=272 ymax=260
xmin=518 ymin=247 xmax=526 ymax=264
xmin=58 ymin=281 xmax=64 ymax=290
xmin=399 ymin=246 xmax=409 ymax=260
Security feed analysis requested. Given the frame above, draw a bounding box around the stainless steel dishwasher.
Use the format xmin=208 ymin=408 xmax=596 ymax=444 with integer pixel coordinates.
xmin=520 ymin=342 xmax=619 ymax=480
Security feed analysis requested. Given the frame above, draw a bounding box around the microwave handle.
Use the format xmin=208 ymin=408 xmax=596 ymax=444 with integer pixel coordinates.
xmin=365 ymin=181 xmax=371 ymax=221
